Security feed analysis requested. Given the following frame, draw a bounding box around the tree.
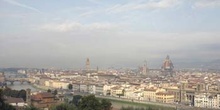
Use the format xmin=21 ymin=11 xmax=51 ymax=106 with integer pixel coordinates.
xmin=53 ymin=89 xmax=58 ymax=95
xmin=78 ymin=95 xmax=101 ymax=110
xmin=24 ymin=105 xmax=39 ymax=110
xmin=68 ymin=84 xmax=73 ymax=90
xmin=101 ymin=99 xmax=112 ymax=110
xmin=70 ymin=95 xmax=82 ymax=107
xmin=0 ymin=89 xmax=5 ymax=109
xmin=2 ymin=88 xmax=26 ymax=101
xmin=122 ymin=89 xmax=125 ymax=96
xmin=0 ymin=89 xmax=16 ymax=110
xmin=4 ymin=103 xmax=16 ymax=110
xmin=47 ymin=89 xmax=52 ymax=93
xmin=50 ymin=103 xmax=76 ymax=110
xmin=18 ymin=89 xmax=26 ymax=101
xmin=2 ymin=87 xmax=11 ymax=96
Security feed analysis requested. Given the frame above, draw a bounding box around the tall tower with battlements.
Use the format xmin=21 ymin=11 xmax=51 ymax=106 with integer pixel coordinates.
xmin=86 ymin=58 xmax=90 ymax=71
xmin=142 ymin=60 xmax=148 ymax=75
xmin=26 ymin=88 xmax=31 ymax=105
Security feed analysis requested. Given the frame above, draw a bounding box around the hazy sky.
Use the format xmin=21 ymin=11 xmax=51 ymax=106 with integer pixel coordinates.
xmin=0 ymin=0 xmax=220 ymax=69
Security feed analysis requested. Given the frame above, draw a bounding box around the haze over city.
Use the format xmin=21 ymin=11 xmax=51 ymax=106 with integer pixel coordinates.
xmin=0 ymin=0 xmax=220 ymax=69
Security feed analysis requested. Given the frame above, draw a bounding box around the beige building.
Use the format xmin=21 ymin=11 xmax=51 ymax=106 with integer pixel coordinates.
xmin=124 ymin=89 xmax=133 ymax=99
xmin=132 ymin=91 xmax=144 ymax=100
xmin=95 ymin=84 xmax=104 ymax=95
xmin=59 ymin=74 xmax=79 ymax=79
xmin=0 ymin=72 xmax=5 ymax=82
xmin=45 ymin=80 xmax=53 ymax=87
xmin=72 ymin=82 xmax=80 ymax=92
xmin=194 ymin=93 xmax=219 ymax=109
xmin=88 ymin=84 xmax=96 ymax=94
xmin=79 ymin=83 xmax=88 ymax=92
xmin=156 ymin=92 xmax=174 ymax=103
xmin=111 ymin=86 xmax=124 ymax=97
xmin=143 ymin=88 xmax=166 ymax=102
xmin=45 ymin=80 xmax=69 ymax=89
xmin=165 ymin=87 xmax=181 ymax=102
xmin=95 ymin=84 xmax=113 ymax=96
xmin=143 ymin=88 xmax=157 ymax=102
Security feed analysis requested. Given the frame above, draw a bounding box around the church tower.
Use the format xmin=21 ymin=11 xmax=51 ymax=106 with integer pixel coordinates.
xmin=26 ymin=88 xmax=31 ymax=105
xmin=142 ymin=60 xmax=147 ymax=75
xmin=86 ymin=58 xmax=90 ymax=71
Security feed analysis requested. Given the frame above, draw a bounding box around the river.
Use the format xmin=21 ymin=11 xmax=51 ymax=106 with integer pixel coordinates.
xmin=6 ymin=82 xmax=40 ymax=92
xmin=4 ymin=72 xmax=41 ymax=92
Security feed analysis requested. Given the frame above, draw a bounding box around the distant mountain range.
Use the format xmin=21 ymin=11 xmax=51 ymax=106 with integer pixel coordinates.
xmin=173 ymin=59 xmax=220 ymax=70
xmin=0 ymin=59 xmax=220 ymax=71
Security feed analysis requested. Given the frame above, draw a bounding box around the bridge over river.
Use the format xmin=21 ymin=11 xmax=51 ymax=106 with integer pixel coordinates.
xmin=3 ymin=72 xmax=35 ymax=85
xmin=5 ymin=77 xmax=32 ymax=84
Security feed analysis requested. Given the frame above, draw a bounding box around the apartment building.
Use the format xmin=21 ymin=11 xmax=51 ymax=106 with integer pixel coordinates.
xmin=194 ymin=93 xmax=219 ymax=109
xmin=156 ymin=92 xmax=174 ymax=103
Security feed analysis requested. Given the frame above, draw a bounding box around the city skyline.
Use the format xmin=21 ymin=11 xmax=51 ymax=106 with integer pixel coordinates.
xmin=0 ymin=0 xmax=220 ymax=69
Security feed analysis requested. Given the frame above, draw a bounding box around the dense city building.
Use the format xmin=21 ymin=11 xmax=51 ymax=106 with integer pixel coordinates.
xmin=2 ymin=57 xmax=220 ymax=110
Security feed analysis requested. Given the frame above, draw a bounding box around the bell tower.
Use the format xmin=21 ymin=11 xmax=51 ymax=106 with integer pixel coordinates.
xmin=26 ymin=88 xmax=31 ymax=105
xmin=86 ymin=58 xmax=90 ymax=71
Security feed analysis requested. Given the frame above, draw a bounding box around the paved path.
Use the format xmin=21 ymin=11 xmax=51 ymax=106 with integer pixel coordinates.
xmin=95 ymin=95 xmax=177 ymax=109
xmin=72 ymin=92 xmax=219 ymax=110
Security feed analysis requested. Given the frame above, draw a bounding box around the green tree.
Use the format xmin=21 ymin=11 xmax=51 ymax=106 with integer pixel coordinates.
xmin=147 ymin=107 xmax=153 ymax=110
xmin=70 ymin=95 xmax=82 ymax=107
xmin=3 ymin=87 xmax=26 ymax=101
xmin=50 ymin=103 xmax=76 ymax=110
xmin=4 ymin=103 xmax=16 ymax=110
xmin=64 ymin=97 xmax=69 ymax=103
xmin=101 ymin=99 xmax=112 ymax=110
xmin=47 ymin=89 xmax=52 ymax=93
xmin=24 ymin=105 xmax=39 ymax=110
xmin=122 ymin=89 xmax=125 ymax=96
xmin=0 ymin=89 xmax=5 ymax=109
xmin=53 ymin=89 xmax=58 ymax=95
xmin=0 ymin=89 xmax=16 ymax=110
xmin=68 ymin=84 xmax=73 ymax=90
xmin=18 ymin=89 xmax=26 ymax=101
xmin=2 ymin=87 xmax=11 ymax=96
xmin=78 ymin=95 xmax=101 ymax=110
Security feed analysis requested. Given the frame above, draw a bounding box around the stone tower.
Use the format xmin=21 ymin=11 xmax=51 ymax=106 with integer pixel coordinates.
xmin=142 ymin=60 xmax=147 ymax=75
xmin=26 ymin=88 xmax=31 ymax=105
xmin=86 ymin=58 xmax=90 ymax=71
xmin=97 ymin=66 xmax=99 ymax=73
xmin=143 ymin=64 xmax=147 ymax=75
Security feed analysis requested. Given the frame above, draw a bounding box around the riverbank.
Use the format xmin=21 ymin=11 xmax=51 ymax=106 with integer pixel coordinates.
xmin=71 ymin=92 xmax=176 ymax=110
xmin=96 ymin=96 xmax=219 ymax=110
xmin=96 ymin=96 xmax=176 ymax=110
xmin=32 ymin=83 xmax=53 ymax=91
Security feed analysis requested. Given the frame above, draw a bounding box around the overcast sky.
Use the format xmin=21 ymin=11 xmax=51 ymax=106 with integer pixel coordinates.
xmin=0 ymin=0 xmax=220 ymax=69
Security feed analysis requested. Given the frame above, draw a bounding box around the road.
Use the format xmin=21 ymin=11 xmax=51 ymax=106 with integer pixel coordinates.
xmin=72 ymin=92 xmax=179 ymax=109
xmin=67 ymin=91 xmax=219 ymax=110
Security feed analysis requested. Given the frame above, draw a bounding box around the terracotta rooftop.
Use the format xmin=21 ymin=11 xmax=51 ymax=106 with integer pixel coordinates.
xmin=144 ymin=88 xmax=157 ymax=92
xmin=31 ymin=92 xmax=54 ymax=101
xmin=5 ymin=96 xmax=24 ymax=103
xmin=156 ymin=92 xmax=173 ymax=95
